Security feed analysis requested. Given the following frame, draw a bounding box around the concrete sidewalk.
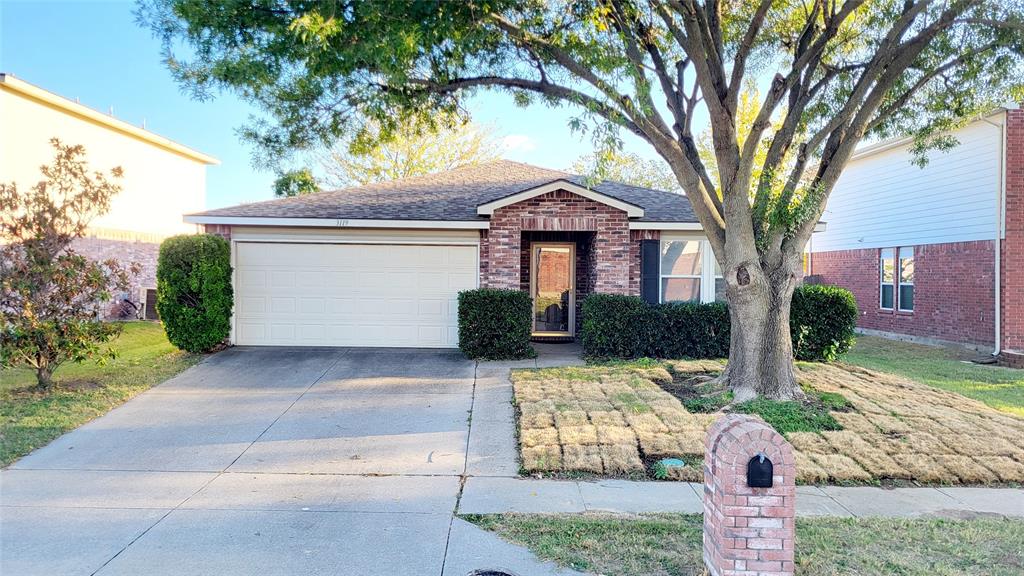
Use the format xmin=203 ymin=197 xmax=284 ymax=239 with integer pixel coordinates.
xmin=458 ymin=476 xmax=1024 ymax=519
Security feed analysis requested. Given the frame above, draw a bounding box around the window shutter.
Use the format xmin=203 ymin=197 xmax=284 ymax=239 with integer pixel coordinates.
xmin=640 ymin=239 xmax=660 ymax=304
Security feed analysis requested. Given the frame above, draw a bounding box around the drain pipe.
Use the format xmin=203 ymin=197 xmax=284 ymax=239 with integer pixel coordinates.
xmin=980 ymin=113 xmax=1007 ymax=357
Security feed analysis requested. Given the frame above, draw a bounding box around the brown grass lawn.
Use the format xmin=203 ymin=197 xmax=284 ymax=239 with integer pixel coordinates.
xmin=512 ymin=360 xmax=1024 ymax=484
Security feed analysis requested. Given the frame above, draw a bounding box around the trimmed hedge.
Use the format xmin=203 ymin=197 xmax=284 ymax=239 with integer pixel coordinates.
xmin=580 ymin=284 xmax=857 ymax=361
xmin=156 ymin=234 xmax=233 ymax=353
xmin=790 ymin=283 xmax=859 ymax=361
xmin=579 ymin=293 xmax=655 ymax=359
xmin=458 ymin=288 xmax=535 ymax=359
xmin=579 ymin=295 xmax=731 ymax=359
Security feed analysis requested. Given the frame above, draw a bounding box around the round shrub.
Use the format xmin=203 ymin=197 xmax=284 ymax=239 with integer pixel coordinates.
xmin=790 ymin=283 xmax=858 ymax=361
xmin=156 ymin=234 xmax=233 ymax=352
xmin=458 ymin=288 xmax=534 ymax=359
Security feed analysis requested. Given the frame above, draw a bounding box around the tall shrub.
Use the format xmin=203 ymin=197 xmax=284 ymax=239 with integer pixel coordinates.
xmin=457 ymin=288 xmax=534 ymax=359
xmin=157 ymin=234 xmax=233 ymax=352
xmin=791 ymin=284 xmax=858 ymax=361
xmin=579 ymin=294 xmax=657 ymax=358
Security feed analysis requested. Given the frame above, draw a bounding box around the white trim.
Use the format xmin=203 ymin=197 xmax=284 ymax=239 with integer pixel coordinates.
xmin=184 ymin=215 xmax=489 ymax=229
xmin=0 ymin=74 xmax=219 ymax=165
xmin=233 ymin=238 xmax=480 ymax=246
xmin=850 ymin=107 xmax=1017 ymax=162
xmin=631 ymin=221 xmax=827 ymax=233
xmin=979 ymin=113 xmax=1007 ymax=356
xmin=228 ymin=226 xmax=480 ymax=246
xmin=630 ymin=222 xmax=702 ymax=230
xmin=879 ymin=248 xmax=895 ymax=311
xmin=659 ymin=235 xmax=705 ymax=304
xmin=476 ymin=180 xmax=645 ymax=217
xmin=897 ymin=246 xmax=915 ymax=313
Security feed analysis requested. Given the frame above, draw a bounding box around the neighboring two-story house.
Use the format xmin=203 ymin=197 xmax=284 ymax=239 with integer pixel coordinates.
xmin=1 ymin=73 xmax=217 ymax=317
xmin=810 ymin=107 xmax=1023 ymax=366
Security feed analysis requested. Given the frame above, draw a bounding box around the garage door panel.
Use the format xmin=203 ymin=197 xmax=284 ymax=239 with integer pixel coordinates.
xmin=270 ymin=297 xmax=295 ymax=314
xmin=239 ymin=270 xmax=267 ymax=288
xmin=298 ymin=298 xmax=326 ymax=314
xmin=235 ymin=242 xmax=476 ymax=347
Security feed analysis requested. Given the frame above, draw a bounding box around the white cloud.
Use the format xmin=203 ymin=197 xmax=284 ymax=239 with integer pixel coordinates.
xmin=501 ymin=134 xmax=537 ymax=152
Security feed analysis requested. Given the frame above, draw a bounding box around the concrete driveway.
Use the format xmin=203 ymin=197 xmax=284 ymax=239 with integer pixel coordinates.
xmin=0 ymin=347 xmax=577 ymax=576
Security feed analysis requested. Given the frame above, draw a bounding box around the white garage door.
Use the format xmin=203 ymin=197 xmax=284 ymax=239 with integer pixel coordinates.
xmin=234 ymin=242 xmax=477 ymax=347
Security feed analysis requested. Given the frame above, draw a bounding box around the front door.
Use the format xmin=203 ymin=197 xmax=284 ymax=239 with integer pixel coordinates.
xmin=530 ymin=243 xmax=575 ymax=336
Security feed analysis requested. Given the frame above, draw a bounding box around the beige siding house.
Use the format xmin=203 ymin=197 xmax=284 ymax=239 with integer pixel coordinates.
xmin=1 ymin=73 xmax=218 ymax=317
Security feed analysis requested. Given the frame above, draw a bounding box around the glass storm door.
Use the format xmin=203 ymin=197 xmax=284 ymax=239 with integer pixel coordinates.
xmin=531 ymin=243 xmax=575 ymax=335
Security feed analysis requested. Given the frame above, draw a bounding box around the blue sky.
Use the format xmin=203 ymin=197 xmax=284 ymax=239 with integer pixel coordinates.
xmin=2 ymin=0 xmax=681 ymax=209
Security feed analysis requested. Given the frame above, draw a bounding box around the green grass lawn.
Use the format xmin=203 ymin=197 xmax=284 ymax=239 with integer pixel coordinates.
xmin=466 ymin=513 xmax=1024 ymax=576
xmin=0 ymin=322 xmax=200 ymax=466
xmin=841 ymin=335 xmax=1024 ymax=416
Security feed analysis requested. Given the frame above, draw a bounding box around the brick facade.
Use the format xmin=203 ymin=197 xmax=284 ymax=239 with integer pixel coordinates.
xmin=812 ymin=240 xmax=995 ymax=346
xmin=480 ymin=190 xmax=632 ymax=294
xmin=1002 ymin=109 xmax=1024 ymax=352
xmin=629 ymin=229 xmax=660 ymax=295
xmin=72 ymin=236 xmax=160 ymax=318
xmin=703 ymin=414 xmax=796 ymax=576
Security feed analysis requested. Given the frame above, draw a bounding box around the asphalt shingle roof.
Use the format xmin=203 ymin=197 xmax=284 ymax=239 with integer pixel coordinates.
xmin=194 ymin=160 xmax=696 ymax=223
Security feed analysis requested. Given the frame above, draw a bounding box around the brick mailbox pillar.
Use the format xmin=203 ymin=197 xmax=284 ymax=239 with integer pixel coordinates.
xmin=703 ymin=414 xmax=796 ymax=576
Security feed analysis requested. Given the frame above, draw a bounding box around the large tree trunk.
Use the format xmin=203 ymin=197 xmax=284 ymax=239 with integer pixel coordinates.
xmin=717 ymin=259 xmax=802 ymax=402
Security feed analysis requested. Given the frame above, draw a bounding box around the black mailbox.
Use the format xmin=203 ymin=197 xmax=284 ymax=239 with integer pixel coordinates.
xmin=747 ymin=453 xmax=773 ymax=488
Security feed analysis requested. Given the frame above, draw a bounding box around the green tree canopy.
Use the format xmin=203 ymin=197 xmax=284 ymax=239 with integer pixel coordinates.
xmin=318 ymin=113 xmax=502 ymax=187
xmin=139 ymin=0 xmax=1024 ymax=399
xmin=273 ymin=167 xmax=320 ymax=197
xmin=0 ymin=140 xmax=137 ymax=389
xmin=571 ymin=150 xmax=680 ymax=191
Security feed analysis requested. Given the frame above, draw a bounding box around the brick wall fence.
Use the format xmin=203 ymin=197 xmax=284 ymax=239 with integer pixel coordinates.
xmin=812 ymin=240 xmax=995 ymax=346
xmin=481 ymin=190 xmax=632 ymax=294
xmin=1003 ymin=109 xmax=1024 ymax=352
xmin=703 ymin=414 xmax=796 ymax=576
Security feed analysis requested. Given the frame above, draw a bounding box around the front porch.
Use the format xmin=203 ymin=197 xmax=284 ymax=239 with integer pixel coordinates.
xmin=520 ymin=231 xmax=594 ymax=340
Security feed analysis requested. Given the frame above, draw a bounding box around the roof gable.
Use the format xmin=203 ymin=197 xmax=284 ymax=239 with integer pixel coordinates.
xmin=476 ymin=179 xmax=645 ymax=217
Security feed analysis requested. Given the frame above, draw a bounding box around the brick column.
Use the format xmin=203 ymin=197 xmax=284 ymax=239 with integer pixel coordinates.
xmin=703 ymin=414 xmax=796 ymax=576
xmin=1002 ymin=109 xmax=1024 ymax=353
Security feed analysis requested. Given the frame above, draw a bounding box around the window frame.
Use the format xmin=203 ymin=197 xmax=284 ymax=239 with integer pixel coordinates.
xmin=659 ymin=235 xmax=720 ymax=304
xmin=897 ymin=246 xmax=914 ymax=313
xmin=879 ymin=248 xmax=895 ymax=311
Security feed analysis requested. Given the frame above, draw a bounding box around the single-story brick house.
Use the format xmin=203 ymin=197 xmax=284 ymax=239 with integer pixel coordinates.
xmin=809 ymin=107 xmax=1023 ymax=366
xmin=186 ymin=160 xmax=734 ymax=348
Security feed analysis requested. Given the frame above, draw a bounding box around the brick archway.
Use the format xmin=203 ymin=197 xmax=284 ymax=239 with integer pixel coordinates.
xmin=480 ymin=189 xmax=631 ymax=294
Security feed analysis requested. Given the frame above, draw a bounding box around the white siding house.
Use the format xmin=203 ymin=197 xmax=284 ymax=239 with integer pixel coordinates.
xmin=815 ymin=117 xmax=1004 ymax=253
xmin=810 ymin=108 xmax=1021 ymax=358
